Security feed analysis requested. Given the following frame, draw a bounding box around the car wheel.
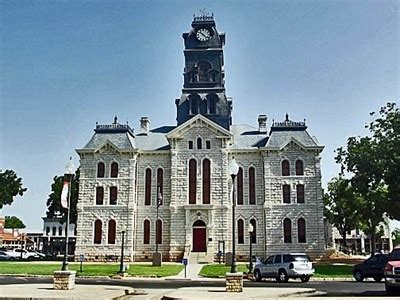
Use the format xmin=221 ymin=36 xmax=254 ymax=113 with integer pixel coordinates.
xmin=254 ymin=270 xmax=262 ymax=282
xmin=277 ymin=269 xmax=288 ymax=283
xmin=353 ymin=270 xmax=364 ymax=282
xmin=300 ymin=275 xmax=310 ymax=283
xmin=373 ymin=276 xmax=382 ymax=282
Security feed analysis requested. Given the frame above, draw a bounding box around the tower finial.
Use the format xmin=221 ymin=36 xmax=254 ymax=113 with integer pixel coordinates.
xmin=285 ymin=113 xmax=289 ymax=121
xmin=113 ymin=116 xmax=118 ymax=124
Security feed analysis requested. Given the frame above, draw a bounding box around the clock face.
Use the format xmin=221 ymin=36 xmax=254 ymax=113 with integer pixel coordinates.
xmin=196 ymin=28 xmax=211 ymax=42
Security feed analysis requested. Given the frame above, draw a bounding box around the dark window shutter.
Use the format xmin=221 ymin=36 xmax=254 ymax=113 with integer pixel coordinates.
xmin=109 ymin=186 xmax=117 ymax=205
xmin=97 ymin=162 xmax=105 ymax=178
xmin=96 ymin=187 xmax=104 ymax=205
xmin=202 ymin=159 xmax=210 ymax=204
xmin=108 ymin=219 xmax=116 ymax=244
xmin=237 ymin=167 xmax=243 ymax=205
xmin=298 ymin=218 xmax=306 ymax=243
xmin=145 ymin=169 xmax=152 ymax=205
xmin=94 ymin=220 xmax=102 ymax=244
xmin=297 ymin=184 xmax=305 ymax=203
xmin=282 ymin=160 xmax=290 ymax=176
xmin=189 ymin=159 xmax=197 ymax=204
xmin=238 ymin=219 xmax=244 ymax=244
xmin=284 ymin=218 xmax=292 ymax=243
xmin=283 ymin=185 xmax=291 ymax=203
xmin=249 ymin=167 xmax=256 ymax=205
xmin=110 ymin=162 xmax=118 ymax=178
xmin=143 ymin=220 xmax=150 ymax=244
xmin=295 ymin=160 xmax=304 ymax=175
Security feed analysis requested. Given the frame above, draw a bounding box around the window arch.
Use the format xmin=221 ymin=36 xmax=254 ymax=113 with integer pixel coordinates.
xmin=202 ymin=159 xmax=210 ymax=204
xmin=189 ymin=159 xmax=197 ymax=204
xmin=249 ymin=167 xmax=256 ymax=205
xmin=157 ymin=168 xmax=163 ymax=205
xmin=108 ymin=219 xmax=116 ymax=244
xmin=283 ymin=184 xmax=291 ymax=203
xmin=296 ymin=184 xmax=304 ymax=203
xmin=94 ymin=219 xmax=102 ymax=244
xmin=282 ymin=160 xmax=290 ymax=176
xmin=145 ymin=168 xmax=152 ymax=206
xmin=298 ymin=218 xmax=306 ymax=243
xmin=143 ymin=219 xmax=150 ymax=244
xmin=197 ymin=137 xmax=202 ymax=149
xmin=238 ymin=219 xmax=244 ymax=244
xmin=283 ymin=218 xmax=292 ymax=243
xmin=250 ymin=219 xmax=257 ymax=243
xmin=156 ymin=219 xmax=162 ymax=245
xmin=109 ymin=186 xmax=117 ymax=205
xmin=237 ymin=167 xmax=243 ymax=205
xmin=110 ymin=162 xmax=118 ymax=178
xmin=295 ymin=160 xmax=304 ymax=176
xmin=96 ymin=186 xmax=104 ymax=205
xmin=97 ymin=162 xmax=105 ymax=178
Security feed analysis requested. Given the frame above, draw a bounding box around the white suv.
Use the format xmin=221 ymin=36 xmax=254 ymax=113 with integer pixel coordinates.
xmin=5 ymin=249 xmax=42 ymax=260
xmin=253 ymin=253 xmax=314 ymax=282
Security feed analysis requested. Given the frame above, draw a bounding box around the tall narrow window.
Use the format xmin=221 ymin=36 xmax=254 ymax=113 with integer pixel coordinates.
xmin=108 ymin=219 xmax=116 ymax=244
xmin=97 ymin=162 xmax=105 ymax=178
xmin=188 ymin=140 xmax=193 ymax=149
xmin=52 ymin=227 xmax=56 ymax=236
xmin=298 ymin=218 xmax=306 ymax=243
xmin=96 ymin=186 xmax=104 ymax=205
xmin=94 ymin=220 xmax=102 ymax=244
xmin=295 ymin=160 xmax=304 ymax=176
xmin=249 ymin=167 xmax=256 ymax=205
xmin=190 ymin=96 xmax=199 ymax=114
xmin=284 ymin=218 xmax=292 ymax=243
xmin=296 ymin=184 xmax=305 ymax=203
xmin=197 ymin=137 xmax=202 ymax=149
xmin=156 ymin=219 xmax=162 ymax=245
xmin=250 ymin=219 xmax=257 ymax=243
xmin=46 ymin=227 xmax=50 ymax=235
xmin=189 ymin=159 xmax=197 ymax=204
xmin=198 ymin=61 xmax=211 ymax=82
xmin=58 ymin=227 xmax=62 ymax=236
xmin=109 ymin=186 xmax=117 ymax=205
xmin=157 ymin=168 xmax=163 ymax=205
xmin=145 ymin=168 xmax=152 ymax=206
xmin=206 ymin=140 xmax=211 ymax=149
xmin=237 ymin=167 xmax=244 ymax=205
xmin=202 ymin=159 xmax=211 ymax=204
xmin=238 ymin=219 xmax=244 ymax=244
xmin=143 ymin=220 xmax=150 ymax=244
xmin=282 ymin=160 xmax=290 ymax=176
xmin=283 ymin=184 xmax=291 ymax=203
xmin=110 ymin=162 xmax=118 ymax=178
xmin=208 ymin=95 xmax=217 ymax=114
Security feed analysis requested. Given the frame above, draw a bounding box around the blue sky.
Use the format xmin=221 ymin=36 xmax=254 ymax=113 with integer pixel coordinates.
xmin=1 ymin=0 xmax=399 ymax=229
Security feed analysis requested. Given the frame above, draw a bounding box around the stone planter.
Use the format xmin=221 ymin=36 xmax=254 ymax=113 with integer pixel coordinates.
xmin=225 ymin=272 xmax=243 ymax=292
xmin=53 ymin=270 xmax=76 ymax=290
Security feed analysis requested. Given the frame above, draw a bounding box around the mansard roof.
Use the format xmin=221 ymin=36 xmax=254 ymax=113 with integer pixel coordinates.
xmin=82 ymin=132 xmax=136 ymax=151
xmin=230 ymin=124 xmax=268 ymax=149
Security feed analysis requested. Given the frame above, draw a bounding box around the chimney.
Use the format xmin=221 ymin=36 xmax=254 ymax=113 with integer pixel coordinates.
xmin=140 ymin=117 xmax=150 ymax=135
xmin=258 ymin=114 xmax=267 ymax=133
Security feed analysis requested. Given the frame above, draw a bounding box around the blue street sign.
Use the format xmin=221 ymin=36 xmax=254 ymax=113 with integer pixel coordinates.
xmin=79 ymin=254 xmax=85 ymax=262
xmin=182 ymin=258 xmax=188 ymax=265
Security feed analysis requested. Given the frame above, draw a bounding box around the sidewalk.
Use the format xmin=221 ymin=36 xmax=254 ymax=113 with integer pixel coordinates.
xmin=166 ymin=263 xmax=204 ymax=280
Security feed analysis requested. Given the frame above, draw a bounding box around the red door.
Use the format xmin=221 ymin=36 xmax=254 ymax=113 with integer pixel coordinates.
xmin=193 ymin=227 xmax=206 ymax=252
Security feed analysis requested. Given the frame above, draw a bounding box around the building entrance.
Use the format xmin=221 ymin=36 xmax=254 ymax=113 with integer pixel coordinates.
xmin=192 ymin=220 xmax=207 ymax=252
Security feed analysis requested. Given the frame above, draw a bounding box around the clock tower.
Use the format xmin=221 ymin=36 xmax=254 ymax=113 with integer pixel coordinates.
xmin=175 ymin=13 xmax=232 ymax=129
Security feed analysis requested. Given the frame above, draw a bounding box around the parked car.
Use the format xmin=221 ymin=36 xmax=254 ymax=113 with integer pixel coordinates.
xmin=5 ymin=249 xmax=42 ymax=260
xmin=384 ymin=247 xmax=400 ymax=295
xmin=253 ymin=253 xmax=314 ymax=283
xmin=0 ymin=251 xmax=12 ymax=261
xmin=353 ymin=253 xmax=388 ymax=282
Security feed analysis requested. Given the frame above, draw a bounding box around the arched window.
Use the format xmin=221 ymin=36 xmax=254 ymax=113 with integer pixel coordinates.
xmin=110 ymin=162 xmax=118 ymax=178
xmin=283 ymin=218 xmax=292 ymax=243
xmin=58 ymin=227 xmax=62 ymax=236
xmin=94 ymin=220 xmax=102 ymax=244
xmin=109 ymin=186 xmax=117 ymax=205
xmin=189 ymin=159 xmax=197 ymax=204
xmin=202 ymin=159 xmax=210 ymax=204
xmin=96 ymin=186 xmax=104 ymax=205
xmin=189 ymin=95 xmax=200 ymax=115
xmin=237 ymin=167 xmax=243 ymax=205
xmin=156 ymin=219 xmax=162 ymax=245
xmin=298 ymin=218 xmax=306 ymax=243
xmin=46 ymin=227 xmax=50 ymax=235
xmin=145 ymin=168 xmax=152 ymax=206
xmin=52 ymin=226 xmax=56 ymax=236
xmin=296 ymin=184 xmax=304 ymax=203
xmin=157 ymin=168 xmax=164 ymax=196
xmin=207 ymin=94 xmax=217 ymax=114
xmin=197 ymin=61 xmax=211 ymax=82
xmin=250 ymin=219 xmax=257 ymax=243
xmin=108 ymin=219 xmax=116 ymax=244
xmin=143 ymin=220 xmax=150 ymax=244
xmin=238 ymin=219 xmax=244 ymax=244
xmin=283 ymin=184 xmax=291 ymax=203
xmin=97 ymin=162 xmax=105 ymax=178
xmin=282 ymin=160 xmax=290 ymax=176
xmin=197 ymin=137 xmax=202 ymax=149
xmin=249 ymin=167 xmax=256 ymax=205
xmin=295 ymin=160 xmax=304 ymax=176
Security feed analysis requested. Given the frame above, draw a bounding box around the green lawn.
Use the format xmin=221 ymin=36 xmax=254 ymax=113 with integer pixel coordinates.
xmin=0 ymin=262 xmax=183 ymax=277
xmin=199 ymin=264 xmax=353 ymax=278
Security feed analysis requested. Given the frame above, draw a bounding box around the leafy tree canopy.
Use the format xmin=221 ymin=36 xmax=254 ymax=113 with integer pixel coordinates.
xmin=0 ymin=170 xmax=27 ymax=209
xmin=4 ymin=215 xmax=26 ymax=229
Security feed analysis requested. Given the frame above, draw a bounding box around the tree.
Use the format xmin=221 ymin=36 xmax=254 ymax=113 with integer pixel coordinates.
xmin=0 ymin=170 xmax=27 ymax=209
xmin=393 ymin=229 xmax=400 ymax=247
xmin=4 ymin=216 xmax=26 ymax=229
xmin=324 ymin=177 xmax=360 ymax=252
xmin=46 ymin=168 xmax=79 ymax=225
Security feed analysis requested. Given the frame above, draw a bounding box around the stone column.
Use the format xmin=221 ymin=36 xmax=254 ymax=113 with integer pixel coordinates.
xmin=53 ymin=270 xmax=76 ymax=290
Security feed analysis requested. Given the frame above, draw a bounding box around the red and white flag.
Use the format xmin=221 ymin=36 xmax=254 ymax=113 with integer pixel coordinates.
xmin=61 ymin=181 xmax=69 ymax=209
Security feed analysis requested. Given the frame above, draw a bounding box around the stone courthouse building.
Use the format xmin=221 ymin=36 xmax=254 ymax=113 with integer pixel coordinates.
xmin=75 ymin=15 xmax=325 ymax=262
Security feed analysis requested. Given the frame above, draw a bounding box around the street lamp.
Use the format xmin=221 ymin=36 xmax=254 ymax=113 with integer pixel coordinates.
xmin=61 ymin=157 xmax=75 ymax=271
xmin=119 ymin=230 xmax=126 ymax=273
xmin=248 ymin=222 xmax=254 ymax=273
xmin=156 ymin=184 xmax=162 ymax=254
xmin=228 ymin=157 xmax=239 ymax=274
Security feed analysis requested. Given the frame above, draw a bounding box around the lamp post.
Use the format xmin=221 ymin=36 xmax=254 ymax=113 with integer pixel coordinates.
xmin=228 ymin=157 xmax=239 ymax=274
xmin=119 ymin=230 xmax=125 ymax=273
xmin=61 ymin=157 xmax=75 ymax=271
xmin=156 ymin=184 xmax=162 ymax=254
xmin=248 ymin=223 xmax=254 ymax=273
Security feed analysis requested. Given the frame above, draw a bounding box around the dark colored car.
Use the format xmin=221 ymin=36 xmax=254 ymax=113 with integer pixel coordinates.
xmin=353 ymin=253 xmax=388 ymax=282
xmin=384 ymin=247 xmax=400 ymax=295
xmin=0 ymin=251 xmax=11 ymax=261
